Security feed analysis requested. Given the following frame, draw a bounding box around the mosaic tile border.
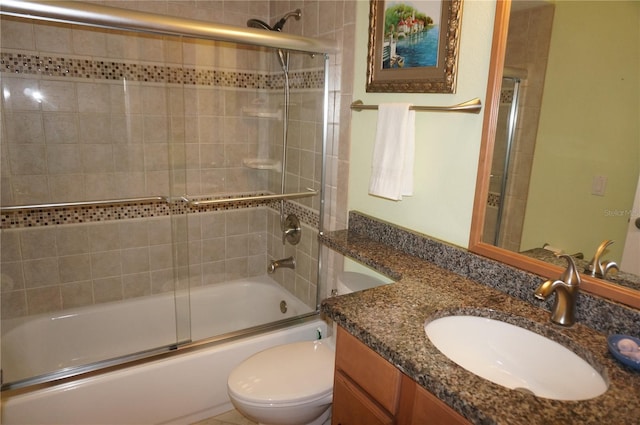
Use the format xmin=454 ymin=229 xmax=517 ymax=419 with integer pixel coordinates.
xmin=500 ymin=88 xmax=514 ymax=104
xmin=0 ymin=52 xmax=324 ymax=90
xmin=487 ymin=191 xmax=500 ymax=208
xmin=1 ymin=193 xmax=320 ymax=229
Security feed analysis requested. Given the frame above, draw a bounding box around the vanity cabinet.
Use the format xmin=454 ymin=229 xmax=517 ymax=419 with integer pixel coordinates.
xmin=332 ymin=326 xmax=470 ymax=425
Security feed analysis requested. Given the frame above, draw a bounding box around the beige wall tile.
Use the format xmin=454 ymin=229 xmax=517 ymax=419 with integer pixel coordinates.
xmin=34 ymin=22 xmax=72 ymax=53
xmin=1 ymin=262 xmax=25 ymax=292
xmin=26 ymin=286 xmax=61 ymax=314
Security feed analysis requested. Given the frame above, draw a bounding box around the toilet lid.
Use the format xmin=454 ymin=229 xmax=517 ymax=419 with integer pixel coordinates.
xmin=228 ymin=339 xmax=335 ymax=404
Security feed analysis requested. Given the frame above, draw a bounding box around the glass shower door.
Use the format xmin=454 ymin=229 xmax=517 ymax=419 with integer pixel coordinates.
xmin=0 ymin=18 xmax=190 ymax=389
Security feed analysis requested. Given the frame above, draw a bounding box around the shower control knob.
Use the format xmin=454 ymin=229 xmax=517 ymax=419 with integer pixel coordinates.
xmin=282 ymin=214 xmax=301 ymax=245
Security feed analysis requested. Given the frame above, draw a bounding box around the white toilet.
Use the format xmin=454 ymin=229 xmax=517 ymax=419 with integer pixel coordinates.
xmin=227 ymin=271 xmax=385 ymax=425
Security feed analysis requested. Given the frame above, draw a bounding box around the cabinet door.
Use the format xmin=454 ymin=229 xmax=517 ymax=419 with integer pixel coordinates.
xmin=335 ymin=327 xmax=401 ymax=414
xmin=397 ymin=375 xmax=470 ymax=425
xmin=332 ymin=371 xmax=395 ymax=425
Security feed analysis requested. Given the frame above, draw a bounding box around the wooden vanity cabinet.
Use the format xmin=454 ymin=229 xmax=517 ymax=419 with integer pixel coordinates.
xmin=332 ymin=326 xmax=470 ymax=425
xmin=333 ymin=326 xmax=402 ymax=425
xmin=396 ymin=375 xmax=470 ymax=425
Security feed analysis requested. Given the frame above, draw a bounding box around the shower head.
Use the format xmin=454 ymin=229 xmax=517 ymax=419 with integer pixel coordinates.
xmin=246 ymin=9 xmax=301 ymax=32
xmin=246 ymin=9 xmax=302 ymax=72
xmin=247 ymin=18 xmax=272 ymax=31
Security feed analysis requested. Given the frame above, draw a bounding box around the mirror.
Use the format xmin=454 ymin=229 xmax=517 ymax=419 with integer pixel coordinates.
xmin=470 ymin=0 xmax=640 ymax=309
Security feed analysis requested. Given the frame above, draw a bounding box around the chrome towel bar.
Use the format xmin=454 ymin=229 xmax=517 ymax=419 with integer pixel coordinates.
xmin=350 ymin=98 xmax=482 ymax=114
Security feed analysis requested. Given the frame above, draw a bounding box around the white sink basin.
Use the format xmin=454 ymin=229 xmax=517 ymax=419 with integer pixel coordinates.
xmin=424 ymin=315 xmax=608 ymax=400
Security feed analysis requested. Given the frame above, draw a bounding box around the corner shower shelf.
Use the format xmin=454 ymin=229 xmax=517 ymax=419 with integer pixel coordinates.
xmin=185 ymin=188 xmax=318 ymax=207
xmin=243 ymin=158 xmax=282 ymax=171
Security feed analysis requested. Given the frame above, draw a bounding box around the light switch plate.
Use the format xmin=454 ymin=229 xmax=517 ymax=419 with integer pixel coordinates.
xmin=592 ymin=175 xmax=607 ymax=196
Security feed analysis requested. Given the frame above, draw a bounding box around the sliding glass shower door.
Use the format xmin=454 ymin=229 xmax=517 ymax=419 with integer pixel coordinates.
xmin=0 ymin=17 xmax=190 ymax=388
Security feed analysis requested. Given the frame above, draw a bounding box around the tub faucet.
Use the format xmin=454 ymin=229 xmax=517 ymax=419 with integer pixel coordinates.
xmin=585 ymin=239 xmax=619 ymax=278
xmin=534 ymin=254 xmax=581 ymax=327
xmin=268 ymin=256 xmax=296 ymax=274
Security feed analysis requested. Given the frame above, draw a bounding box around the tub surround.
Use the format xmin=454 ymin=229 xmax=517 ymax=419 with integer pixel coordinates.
xmin=319 ymin=211 xmax=640 ymax=424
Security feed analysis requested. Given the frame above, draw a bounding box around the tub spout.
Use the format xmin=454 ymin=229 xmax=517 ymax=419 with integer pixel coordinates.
xmin=268 ymin=256 xmax=295 ymax=273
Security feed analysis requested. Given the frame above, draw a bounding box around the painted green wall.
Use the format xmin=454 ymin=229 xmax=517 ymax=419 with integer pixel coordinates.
xmin=521 ymin=1 xmax=640 ymax=261
xmin=347 ymin=0 xmax=496 ymax=248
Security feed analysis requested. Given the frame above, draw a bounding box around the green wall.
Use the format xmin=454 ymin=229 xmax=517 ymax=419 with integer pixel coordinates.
xmin=521 ymin=1 xmax=640 ymax=261
xmin=347 ymin=0 xmax=496 ymax=248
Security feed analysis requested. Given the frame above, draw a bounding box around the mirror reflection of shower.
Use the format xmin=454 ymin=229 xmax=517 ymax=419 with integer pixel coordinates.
xmin=484 ymin=67 xmax=528 ymax=251
xmin=247 ymin=10 xmax=302 ymax=244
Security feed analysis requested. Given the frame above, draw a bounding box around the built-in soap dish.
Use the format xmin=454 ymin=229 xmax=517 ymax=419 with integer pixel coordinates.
xmin=608 ymin=334 xmax=640 ymax=371
xmin=242 ymin=158 xmax=281 ymax=171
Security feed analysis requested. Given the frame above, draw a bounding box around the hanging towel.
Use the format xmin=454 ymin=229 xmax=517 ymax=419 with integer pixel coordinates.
xmin=368 ymin=103 xmax=415 ymax=201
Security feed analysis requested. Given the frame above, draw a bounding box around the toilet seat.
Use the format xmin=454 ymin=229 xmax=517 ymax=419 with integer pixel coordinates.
xmin=228 ymin=339 xmax=335 ymax=406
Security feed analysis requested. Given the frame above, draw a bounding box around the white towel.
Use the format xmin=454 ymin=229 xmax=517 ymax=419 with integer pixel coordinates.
xmin=368 ymin=103 xmax=415 ymax=201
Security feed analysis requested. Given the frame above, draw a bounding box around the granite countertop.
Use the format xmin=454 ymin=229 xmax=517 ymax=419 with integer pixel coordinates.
xmin=320 ymin=230 xmax=640 ymax=425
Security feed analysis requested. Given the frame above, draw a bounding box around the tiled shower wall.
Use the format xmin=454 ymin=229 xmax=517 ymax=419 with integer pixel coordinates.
xmin=0 ymin=1 xmax=335 ymax=320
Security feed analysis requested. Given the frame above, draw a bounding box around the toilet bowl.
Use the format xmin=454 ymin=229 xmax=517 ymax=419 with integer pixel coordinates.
xmin=227 ymin=271 xmax=385 ymax=425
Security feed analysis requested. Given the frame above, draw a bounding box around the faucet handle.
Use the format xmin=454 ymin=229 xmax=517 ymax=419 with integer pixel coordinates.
xmin=559 ymin=254 xmax=581 ymax=287
xmin=585 ymin=240 xmax=616 ymax=278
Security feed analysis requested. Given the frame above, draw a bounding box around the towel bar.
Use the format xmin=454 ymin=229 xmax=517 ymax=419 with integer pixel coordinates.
xmin=350 ymin=98 xmax=482 ymax=114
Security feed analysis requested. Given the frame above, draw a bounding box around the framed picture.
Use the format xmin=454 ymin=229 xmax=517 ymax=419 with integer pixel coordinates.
xmin=366 ymin=0 xmax=464 ymax=93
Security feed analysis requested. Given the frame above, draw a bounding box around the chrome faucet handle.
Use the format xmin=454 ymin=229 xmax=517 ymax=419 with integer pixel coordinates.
xmin=585 ymin=240 xmax=618 ymax=278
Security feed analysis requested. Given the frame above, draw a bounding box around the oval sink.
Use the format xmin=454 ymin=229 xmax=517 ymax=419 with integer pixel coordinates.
xmin=424 ymin=315 xmax=608 ymax=400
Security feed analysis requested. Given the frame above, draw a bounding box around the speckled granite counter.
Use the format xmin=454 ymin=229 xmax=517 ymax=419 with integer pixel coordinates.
xmin=320 ymin=213 xmax=640 ymax=425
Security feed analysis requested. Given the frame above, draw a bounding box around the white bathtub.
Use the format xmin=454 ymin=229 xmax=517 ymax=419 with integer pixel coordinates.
xmin=2 ymin=276 xmax=324 ymax=424
xmin=2 ymin=275 xmax=312 ymax=384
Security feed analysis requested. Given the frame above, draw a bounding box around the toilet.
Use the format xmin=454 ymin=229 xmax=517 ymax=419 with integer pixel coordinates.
xmin=227 ymin=271 xmax=385 ymax=425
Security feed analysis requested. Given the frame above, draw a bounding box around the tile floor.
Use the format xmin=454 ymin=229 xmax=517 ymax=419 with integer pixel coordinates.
xmin=191 ymin=409 xmax=257 ymax=425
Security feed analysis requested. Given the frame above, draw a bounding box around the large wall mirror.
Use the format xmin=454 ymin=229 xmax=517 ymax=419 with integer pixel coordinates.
xmin=470 ymin=0 xmax=640 ymax=309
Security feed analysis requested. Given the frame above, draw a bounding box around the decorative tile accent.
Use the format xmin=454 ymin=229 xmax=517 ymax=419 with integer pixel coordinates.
xmin=487 ymin=191 xmax=500 ymax=208
xmin=0 ymin=52 xmax=324 ymax=90
xmin=500 ymin=87 xmax=514 ymax=104
xmin=1 ymin=194 xmax=320 ymax=229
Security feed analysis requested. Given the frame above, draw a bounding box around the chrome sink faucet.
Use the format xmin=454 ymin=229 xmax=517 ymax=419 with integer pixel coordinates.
xmin=585 ymin=239 xmax=619 ymax=278
xmin=535 ymin=254 xmax=581 ymax=326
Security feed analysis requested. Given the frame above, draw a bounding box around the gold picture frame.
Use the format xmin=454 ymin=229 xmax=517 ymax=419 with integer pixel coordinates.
xmin=366 ymin=0 xmax=464 ymax=93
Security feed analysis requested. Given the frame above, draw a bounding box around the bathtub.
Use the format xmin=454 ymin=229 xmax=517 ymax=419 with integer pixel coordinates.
xmin=2 ymin=276 xmax=324 ymax=424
